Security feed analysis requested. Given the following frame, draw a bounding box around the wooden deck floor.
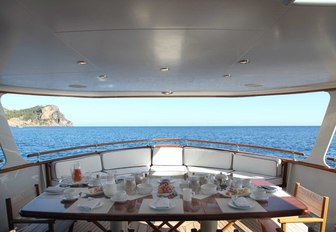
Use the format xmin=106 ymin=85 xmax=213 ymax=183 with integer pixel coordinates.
xmin=72 ymin=219 xmax=263 ymax=232
xmin=72 ymin=218 xmax=310 ymax=232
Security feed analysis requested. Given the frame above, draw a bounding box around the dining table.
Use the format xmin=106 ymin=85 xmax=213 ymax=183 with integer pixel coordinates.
xmin=20 ymin=176 xmax=308 ymax=232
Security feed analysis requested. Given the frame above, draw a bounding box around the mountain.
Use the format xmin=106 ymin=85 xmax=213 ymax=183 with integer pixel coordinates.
xmin=4 ymin=105 xmax=73 ymax=127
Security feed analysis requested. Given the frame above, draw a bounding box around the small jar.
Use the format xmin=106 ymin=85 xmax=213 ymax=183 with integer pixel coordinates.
xmin=125 ymin=176 xmax=136 ymax=195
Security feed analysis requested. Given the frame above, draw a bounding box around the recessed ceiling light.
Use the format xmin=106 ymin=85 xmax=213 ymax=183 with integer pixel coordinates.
xmin=223 ymin=74 xmax=231 ymax=78
xmin=238 ymin=59 xmax=250 ymax=64
xmin=77 ymin=60 xmax=87 ymax=65
xmin=160 ymin=67 xmax=169 ymax=72
xmin=161 ymin=91 xmax=174 ymax=95
xmin=68 ymin=84 xmax=87 ymax=88
xmin=98 ymin=74 xmax=108 ymax=80
xmin=244 ymin=83 xmax=264 ymax=88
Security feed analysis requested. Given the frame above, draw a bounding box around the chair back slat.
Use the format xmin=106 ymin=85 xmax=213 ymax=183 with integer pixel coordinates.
xmin=295 ymin=183 xmax=325 ymax=218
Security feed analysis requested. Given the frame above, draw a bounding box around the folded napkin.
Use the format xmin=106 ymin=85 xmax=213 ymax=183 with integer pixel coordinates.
xmin=232 ymin=197 xmax=251 ymax=208
xmin=45 ymin=186 xmax=65 ymax=194
xmin=77 ymin=199 xmax=102 ymax=211
xmin=154 ymin=198 xmax=170 ymax=209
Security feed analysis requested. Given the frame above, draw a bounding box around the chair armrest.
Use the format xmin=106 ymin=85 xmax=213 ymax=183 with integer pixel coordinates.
xmin=258 ymin=218 xmax=284 ymax=232
xmin=278 ymin=217 xmax=323 ymax=224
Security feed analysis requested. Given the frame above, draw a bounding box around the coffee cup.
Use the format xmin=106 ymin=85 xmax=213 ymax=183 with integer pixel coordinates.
xmin=63 ymin=188 xmax=76 ymax=199
xmin=182 ymin=188 xmax=195 ymax=202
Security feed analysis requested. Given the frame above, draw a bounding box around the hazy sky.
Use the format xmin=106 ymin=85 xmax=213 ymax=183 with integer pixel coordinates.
xmin=0 ymin=92 xmax=329 ymax=126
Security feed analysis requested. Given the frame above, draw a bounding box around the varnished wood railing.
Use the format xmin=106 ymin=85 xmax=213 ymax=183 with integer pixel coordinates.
xmin=186 ymin=139 xmax=305 ymax=156
xmin=25 ymin=137 xmax=306 ymax=159
xmin=27 ymin=139 xmax=148 ymax=158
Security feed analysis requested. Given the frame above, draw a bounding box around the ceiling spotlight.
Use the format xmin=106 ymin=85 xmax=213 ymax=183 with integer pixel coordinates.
xmin=223 ymin=74 xmax=231 ymax=78
xmin=283 ymin=0 xmax=336 ymax=5
xmin=161 ymin=91 xmax=174 ymax=95
xmin=98 ymin=74 xmax=108 ymax=80
xmin=77 ymin=60 xmax=87 ymax=65
xmin=160 ymin=67 xmax=169 ymax=72
xmin=238 ymin=59 xmax=250 ymax=64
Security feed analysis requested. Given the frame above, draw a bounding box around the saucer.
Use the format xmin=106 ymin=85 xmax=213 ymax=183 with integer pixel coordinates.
xmin=149 ymin=201 xmax=175 ymax=210
xmin=110 ymin=195 xmax=128 ymax=203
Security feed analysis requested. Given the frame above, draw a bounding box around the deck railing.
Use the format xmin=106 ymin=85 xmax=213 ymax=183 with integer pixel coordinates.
xmin=24 ymin=137 xmax=306 ymax=161
xmin=1 ymin=138 xmax=336 ymax=173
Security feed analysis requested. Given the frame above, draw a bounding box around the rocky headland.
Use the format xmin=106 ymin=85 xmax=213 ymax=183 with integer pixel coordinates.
xmin=4 ymin=105 xmax=73 ymax=127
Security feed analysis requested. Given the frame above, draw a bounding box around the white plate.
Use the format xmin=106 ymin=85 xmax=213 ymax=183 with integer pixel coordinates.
xmin=110 ymin=196 xmax=128 ymax=203
xmin=228 ymin=199 xmax=255 ymax=209
xmin=45 ymin=187 xmax=65 ymax=194
xmin=250 ymin=193 xmax=269 ymax=201
xmin=220 ymin=190 xmax=250 ymax=198
xmin=59 ymin=176 xmax=93 ymax=186
xmin=77 ymin=201 xmax=104 ymax=211
xmin=259 ymin=186 xmax=279 ymax=193
xmin=46 ymin=191 xmax=64 ymax=195
xmin=149 ymin=201 xmax=175 ymax=211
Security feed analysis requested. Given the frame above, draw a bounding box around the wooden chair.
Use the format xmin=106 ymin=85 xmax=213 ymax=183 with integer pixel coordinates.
xmin=277 ymin=182 xmax=329 ymax=232
xmin=259 ymin=182 xmax=329 ymax=232
xmin=5 ymin=184 xmax=74 ymax=232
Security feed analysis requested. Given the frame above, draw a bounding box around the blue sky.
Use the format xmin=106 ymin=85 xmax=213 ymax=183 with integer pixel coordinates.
xmin=0 ymin=92 xmax=329 ymax=126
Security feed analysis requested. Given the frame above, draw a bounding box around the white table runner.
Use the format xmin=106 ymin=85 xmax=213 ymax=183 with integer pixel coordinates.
xmin=66 ymin=197 xmax=114 ymax=214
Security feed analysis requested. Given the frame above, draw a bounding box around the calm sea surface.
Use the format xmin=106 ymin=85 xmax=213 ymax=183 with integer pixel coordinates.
xmin=1 ymin=126 xmax=336 ymax=168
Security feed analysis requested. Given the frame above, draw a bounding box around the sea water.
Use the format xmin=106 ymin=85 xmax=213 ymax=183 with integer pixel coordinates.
xmin=1 ymin=126 xmax=336 ymax=168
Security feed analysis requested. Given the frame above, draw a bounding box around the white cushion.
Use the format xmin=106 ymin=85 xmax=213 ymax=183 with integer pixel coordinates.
xmin=101 ymin=147 xmax=151 ymax=170
xmin=150 ymin=165 xmax=188 ymax=176
xmin=232 ymin=154 xmax=281 ymax=177
xmin=152 ymin=147 xmax=183 ymax=165
xmin=53 ymin=154 xmax=102 ymax=179
xmin=184 ymin=147 xmax=233 ymax=169
xmin=187 ymin=166 xmax=232 ymax=175
xmin=109 ymin=166 xmax=150 ymax=175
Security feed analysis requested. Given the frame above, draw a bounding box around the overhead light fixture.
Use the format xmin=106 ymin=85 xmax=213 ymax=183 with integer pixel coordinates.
xmin=98 ymin=74 xmax=108 ymax=81
xmin=77 ymin=60 xmax=87 ymax=65
xmin=283 ymin=0 xmax=336 ymax=5
xmin=238 ymin=59 xmax=249 ymax=64
xmin=160 ymin=67 xmax=169 ymax=72
xmin=161 ymin=91 xmax=174 ymax=95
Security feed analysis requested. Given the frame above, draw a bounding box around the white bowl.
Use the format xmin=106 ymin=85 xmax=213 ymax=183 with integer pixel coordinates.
xmin=201 ymin=183 xmax=217 ymax=195
xmin=137 ymin=183 xmax=153 ymax=195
